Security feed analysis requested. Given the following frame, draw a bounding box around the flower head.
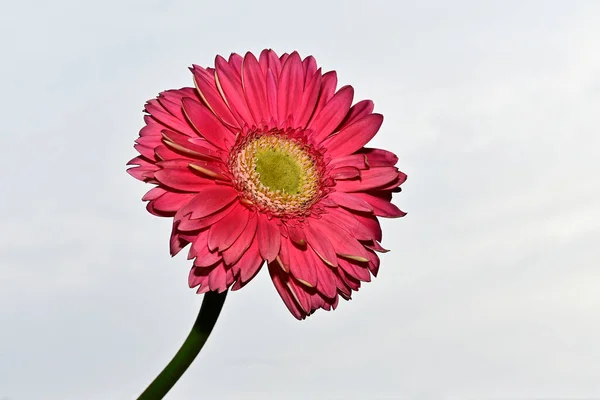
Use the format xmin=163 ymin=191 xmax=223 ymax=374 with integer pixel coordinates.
xmin=127 ymin=50 xmax=406 ymax=319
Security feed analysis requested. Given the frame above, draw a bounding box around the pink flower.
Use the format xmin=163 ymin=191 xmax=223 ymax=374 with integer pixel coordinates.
xmin=127 ymin=50 xmax=406 ymax=319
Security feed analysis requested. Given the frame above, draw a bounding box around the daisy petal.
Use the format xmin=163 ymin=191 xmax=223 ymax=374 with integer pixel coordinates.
xmin=305 ymin=219 xmax=339 ymax=267
xmin=322 ymin=114 xmax=384 ymax=158
xmin=352 ymin=192 xmax=407 ymax=218
xmin=334 ymin=167 xmax=400 ymax=192
xmin=359 ymin=148 xmax=399 ymax=167
xmin=295 ymin=70 xmax=321 ymax=128
xmin=268 ymin=263 xmax=306 ymax=320
xmin=310 ymin=85 xmax=354 ymax=143
xmin=277 ymin=52 xmax=304 ymax=124
xmin=257 ymin=213 xmax=281 ymax=262
xmin=331 ymin=166 xmax=361 ymax=180
xmin=222 ymin=213 xmax=258 ymax=265
xmin=215 ymin=55 xmax=255 ymax=126
xmin=288 ymin=242 xmax=318 ymax=288
xmin=208 ymin=203 xmax=250 ymax=251
xmin=176 ymin=185 xmax=238 ymax=220
xmin=310 ymin=71 xmax=337 ymax=122
xmin=242 ymin=52 xmax=270 ymax=124
xmin=182 ymin=97 xmax=233 ymax=150
xmin=191 ymin=65 xmax=239 ymax=128
xmin=339 ymin=99 xmax=375 ymax=128
xmin=328 ymin=191 xmax=373 ymax=213
xmin=233 ymin=240 xmax=264 ymax=286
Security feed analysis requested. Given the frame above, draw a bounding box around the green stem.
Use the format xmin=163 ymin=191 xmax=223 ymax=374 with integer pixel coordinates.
xmin=137 ymin=290 xmax=228 ymax=400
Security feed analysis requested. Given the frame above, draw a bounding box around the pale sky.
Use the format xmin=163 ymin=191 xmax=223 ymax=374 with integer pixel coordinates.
xmin=1 ymin=0 xmax=599 ymax=399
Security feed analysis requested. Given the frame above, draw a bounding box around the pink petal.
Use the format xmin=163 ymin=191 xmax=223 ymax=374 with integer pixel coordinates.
xmin=279 ymin=53 xmax=290 ymax=66
xmin=338 ymin=258 xmax=371 ymax=282
xmin=353 ymin=213 xmax=383 ymax=242
xmin=242 ymin=52 xmax=270 ymax=124
xmin=277 ymin=236 xmax=291 ymax=272
xmin=277 ymin=52 xmax=304 ymax=125
xmin=188 ymin=161 xmax=230 ymax=181
xmin=372 ymin=172 xmax=407 ymax=191
xmin=359 ymin=147 xmax=399 ymax=167
xmin=151 ymin=191 xmax=196 ymax=216
xmin=288 ymin=242 xmax=318 ymax=288
xmin=309 ymin=71 xmax=337 ymax=123
xmin=232 ymin=240 xmax=263 ymax=285
xmin=287 ymin=224 xmax=307 ymax=245
xmin=295 ymin=70 xmax=321 ymax=128
xmin=320 ymin=208 xmax=374 ymax=241
xmin=258 ymin=49 xmax=270 ymax=75
xmin=307 ymin=291 xmax=328 ymax=312
xmin=266 ymin=68 xmax=278 ymax=122
xmin=366 ymin=240 xmax=389 ymax=253
xmin=339 ymin=99 xmax=375 ymax=128
xmin=331 ymin=166 xmax=361 ymax=180
xmin=175 ymin=185 xmax=238 ymax=220
xmin=157 ymin=90 xmax=192 ymax=123
xmin=142 ymin=186 xmax=166 ymax=201
xmin=159 ymin=126 xmax=215 ymax=148
xmin=154 ymin=166 xmax=213 ymax=192
xmin=177 ymin=201 xmax=235 ymax=231
xmin=228 ymin=53 xmax=243 ymax=77
xmin=188 ymin=265 xmax=210 ymax=289
xmin=215 ymin=55 xmax=255 ymax=126
xmin=191 ymin=65 xmax=239 ymax=128
xmin=170 ymin=229 xmax=190 ymax=257
xmin=288 ymin=276 xmax=313 ymax=314
xmin=339 ymin=268 xmax=362 ymax=291
xmin=191 ymin=229 xmax=222 ymax=267
xmin=136 ymin=136 xmax=162 ymax=152
xmin=132 ymin=143 xmax=157 ymax=161
xmin=139 ymin=115 xmax=161 ymax=137
xmin=367 ymin=249 xmax=381 ymax=277
xmin=127 ymin=159 xmax=159 ymax=182
xmin=222 ymin=212 xmax=258 ymax=265
xmin=333 ymin=270 xmax=353 ymax=298
xmin=144 ymin=100 xmax=196 ymax=137
xmin=310 ymin=85 xmax=354 ymax=143
xmin=335 ymin=234 xmax=371 ymax=262
xmin=161 ymin=129 xmax=222 ymax=160
xmin=268 ymin=263 xmax=306 ymax=320
xmin=208 ymin=203 xmax=250 ymax=251
xmin=303 ymin=55 xmax=317 ymax=82
xmin=257 ymin=213 xmax=281 ymax=262
xmin=351 ymin=192 xmax=407 ymax=218
xmin=182 ymin=97 xmax=233 ymax=150
xmin=322 ymin=114 xmax=384 ymax=158
xmin=314 ymin=262 xmax=338 ymax=299
xmin=153 ymin=143 xmax=193 ymax=163
xmin=328 ymin=191 xmax=373 ymax=213
xmin=305 ymin=219 xmax=339 ymax=267
xmin=307 ymin=215 xmax=370 ymax=262
xmin=262 ymin=49 xmax=282 ymax=80
xmin=328 ymin=153 xmax=368 ymax=169
xmin=207 ymin=262 xmax=230 ymax=293
xmin=319 ymin=197 xmax=337 ymax=207
xmin=335 ymin=167 xmax=400 ymax=192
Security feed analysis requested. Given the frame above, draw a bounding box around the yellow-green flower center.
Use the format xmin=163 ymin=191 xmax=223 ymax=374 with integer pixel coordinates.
xmin=255 ymin=149 xmax=302 ymax=194
xmin=230 ymin=134 xmax=321 ymax=216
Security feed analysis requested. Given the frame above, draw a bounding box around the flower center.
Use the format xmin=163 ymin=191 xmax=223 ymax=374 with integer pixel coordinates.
xmin=229 ymin=131 xmax=323 ymax=216
xmin=255 ymin=149 xmax=302 ymax=194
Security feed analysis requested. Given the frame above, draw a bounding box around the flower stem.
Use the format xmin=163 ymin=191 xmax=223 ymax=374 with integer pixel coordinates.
xmin=137 ymin=290 xmax=228 ymax=400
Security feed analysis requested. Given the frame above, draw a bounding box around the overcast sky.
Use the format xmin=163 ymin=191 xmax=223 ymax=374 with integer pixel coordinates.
xmin=1 ymin=0 xmax=599 ymax=399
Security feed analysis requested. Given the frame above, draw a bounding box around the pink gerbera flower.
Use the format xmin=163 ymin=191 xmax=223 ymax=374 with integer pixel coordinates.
xmin=127 ymin=49 xmax=406 ymax=319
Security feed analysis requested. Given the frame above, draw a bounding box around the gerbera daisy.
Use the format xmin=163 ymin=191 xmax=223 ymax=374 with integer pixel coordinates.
xmin=127 ymin=49 xmax=406 ymax=319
